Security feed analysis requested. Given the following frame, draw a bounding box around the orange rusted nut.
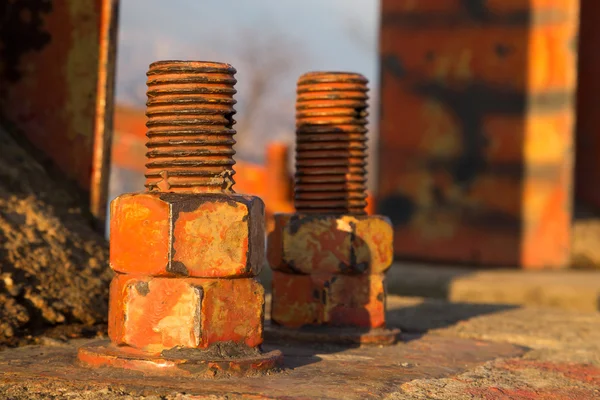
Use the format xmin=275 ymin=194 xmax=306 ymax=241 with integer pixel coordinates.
xmin=268 ymin=214 xmax=393 ymax=275
xmin=108 ymin=274 xmax=264 ymax=354
xmin=271 ymin=271 xmax=385 ymax=329
xmin=110 ymin=192 xmax=264 ymax=278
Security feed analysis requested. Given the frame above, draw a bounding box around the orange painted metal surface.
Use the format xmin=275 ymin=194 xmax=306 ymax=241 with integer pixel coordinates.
xmin=110 ymin=192 xmax=264 ymax=278
xmin=378 ymin=0 xmax=577 ymax=268
xmin=268 ymin=212 xmax=395 ymax=339
xmin=0 ymin=0 xmax=118 ymax=227
xmin=271 ymin=271 xmax=385 ymax=328
xmin=268 ymin=214 xmax=393 ymax=275
xmin=108 ymin=274 xmax=265 ymax=353
xmin=575 ymin=0 xmax=600 ymax=210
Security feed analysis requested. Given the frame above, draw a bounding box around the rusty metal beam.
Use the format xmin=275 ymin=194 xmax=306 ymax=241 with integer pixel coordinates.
xmin=377 ymin=0 xmax=577 ymax=269
xmin=0 ymin=0 xmax=119 ymax=231
xmin=91 ymin=0 xmax=119 ymax=231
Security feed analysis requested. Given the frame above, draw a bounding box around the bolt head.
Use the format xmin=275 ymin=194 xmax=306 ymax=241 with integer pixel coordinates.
xmin=267 ymin=214 xmax=393 ymax=275
xmin=271 ymin=271 xmax=386 ymax=328
xmin=108 ymin=275 xmax=265 ymax=354
xmin=109 ymin=192 xmax=265 ymax=278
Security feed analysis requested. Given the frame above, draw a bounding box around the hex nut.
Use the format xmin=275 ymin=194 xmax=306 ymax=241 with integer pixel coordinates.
xmin=110 ymin=192 xmax=265 ymax=278
xmin=108 ymin=274 xmax=265 ymax=354
xmin=271 ymin=271 xmax=386 ymax=328
xmin=268 ymin=214 xmax=393 ymax=275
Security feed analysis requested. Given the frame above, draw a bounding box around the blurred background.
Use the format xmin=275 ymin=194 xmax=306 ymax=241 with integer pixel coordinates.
xmin=1 ymin=0 xmax=599 ymax=317
xmin=109 ymin=0 xmax=380 ymax=206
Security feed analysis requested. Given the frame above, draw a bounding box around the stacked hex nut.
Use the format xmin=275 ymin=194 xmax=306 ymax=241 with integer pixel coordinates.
xmin=109 ymin=192 xmax=265 ymax=354
xmin=79 ymin=61 xmax=281 ymax=374
xmin=269 ymin=214 xmax=394 ymax=329
xmin=267 ymin=72 xmax=395 ymax=340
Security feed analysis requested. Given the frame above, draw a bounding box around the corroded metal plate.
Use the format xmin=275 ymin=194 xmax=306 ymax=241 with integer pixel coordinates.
xmin=0 ymin=334 xmax=525 ymax=399
xmin=78 ymin=341 xmax=283 ymax=377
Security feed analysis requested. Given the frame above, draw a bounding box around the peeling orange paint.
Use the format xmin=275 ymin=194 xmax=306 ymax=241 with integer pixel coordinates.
xmin=268 ymin=214 xmax=393 ymax=275
xmin=108 ymin=274 xmax=264 ymax=353
xmin=109 ymin=192 xmax=264 ymax=278
xmin=271 ymin=272 xmax=386 ymax=329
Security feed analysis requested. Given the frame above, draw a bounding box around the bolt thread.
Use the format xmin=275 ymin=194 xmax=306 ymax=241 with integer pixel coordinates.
xmin=294 ymin=71 xmax=369 ymax=215
xmin=144 ymin=60 xmax=237 ymax=193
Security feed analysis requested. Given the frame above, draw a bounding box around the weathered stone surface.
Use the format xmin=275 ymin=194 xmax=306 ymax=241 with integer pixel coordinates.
xmin=386 ymin=262 xmax=600 ymax=312
xmin=110 ymin=193 xmax=265 ymax=278
xmin=400 ymin=357 xmax=600 ymax=400
xmin=432 ymin=305 xmax=600 ymax=352
xmin=1 ymin=295 xmax=599 ymax=398
xmin=0 ymin=333 xmax=524 ymax=399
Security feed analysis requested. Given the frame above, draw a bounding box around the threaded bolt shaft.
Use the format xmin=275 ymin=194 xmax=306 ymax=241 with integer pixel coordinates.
xmin=294 ymin=71 xmax=369 ymax=215
xmin=144 ymin=60 xmax=237 ymax=193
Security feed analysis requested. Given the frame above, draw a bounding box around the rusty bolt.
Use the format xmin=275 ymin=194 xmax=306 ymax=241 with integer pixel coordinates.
xmin=144 ymin=61 xmax=237 ymax=193
xmin=267 ymin=72 xmax=397 ymax=344
xmin=78 ymin=61 xmax=282 ymax=376
xmin=294 ymin=72 xmax=369 ymax=215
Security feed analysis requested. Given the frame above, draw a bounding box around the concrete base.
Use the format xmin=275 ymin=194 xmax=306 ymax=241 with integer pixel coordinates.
xmin=386 ymin=262 xmax=600 ymax=312
xmin=1 ymin=295 xmax=599 ymax=399
xmin=572 ymin=214 xmax=600 ymax=270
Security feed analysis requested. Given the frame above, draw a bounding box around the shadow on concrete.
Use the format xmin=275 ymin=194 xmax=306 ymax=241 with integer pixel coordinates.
xmin=384 ymin=263 xmax=477 ymax=299
xmin=263 ymin=295 xmax=518 ymax=369
xmin=386 ymin=298 xmax=517 ymax=339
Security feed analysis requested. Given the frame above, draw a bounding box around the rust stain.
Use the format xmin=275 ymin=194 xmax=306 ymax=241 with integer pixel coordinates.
xmin=173 ymin=199 xmax=249 ymax=277
xmin=0 ymin=3 xmax=97 ymax=193
xmin=501 ymin=359 xmax=600 ymax=386
xmin=78 ymin=340 xmax=282 ymax=378
xmin=271 ymin=270 xmax=322 ymax=328
xmin=109 ymin=275 xmax=202 ymax=354
xmin=110 ymin=192 xmax=264 ymax=278
xmin=202 ymin=278 xmax=264 ymax=348
xmin=267 ymin=70 xmax=394 ymax=343
xmin=7 ymin=333 xmax=525 ymax=393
